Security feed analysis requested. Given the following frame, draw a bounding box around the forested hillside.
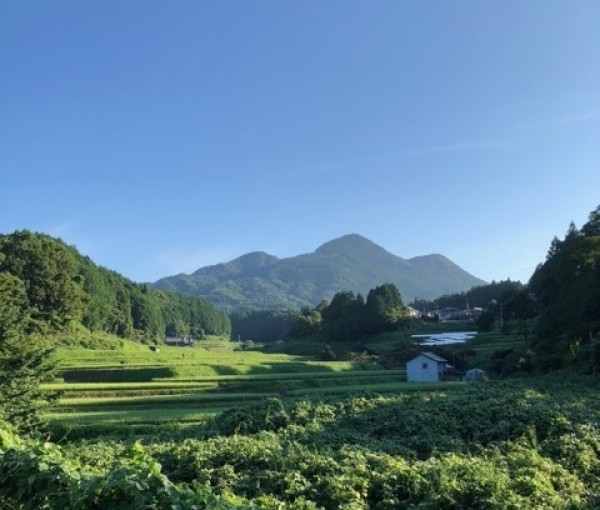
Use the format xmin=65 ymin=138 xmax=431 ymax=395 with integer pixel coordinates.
xmin=153 ymin=234 xmax=486 ymax=310
xmin=415 ymin=279 xmax=527 ymax=311
xmin=0 ymin=231 xmax=230 ymax=342
xmin=529 ymin=206 xmax=600 ymax=369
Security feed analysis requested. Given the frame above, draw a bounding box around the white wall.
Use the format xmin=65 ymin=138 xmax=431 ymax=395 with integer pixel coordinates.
xmin=406 ymin=355 xmax=442 ymax=382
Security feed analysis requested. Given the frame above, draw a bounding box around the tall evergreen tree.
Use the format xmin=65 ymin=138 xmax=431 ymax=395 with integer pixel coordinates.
xmin=321 ymin=291 xmax=365 ymax=342
xmin=0 ymin=269 xmax=56 ymax=434
xmin=0 ymin=231 xmax=85 ymax=331
xmin=365 ymin=283 xmax=405 ymax=334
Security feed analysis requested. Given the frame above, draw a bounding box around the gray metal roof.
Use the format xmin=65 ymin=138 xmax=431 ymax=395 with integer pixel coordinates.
xmin=418 ymin=352 xmax=448 ymax=363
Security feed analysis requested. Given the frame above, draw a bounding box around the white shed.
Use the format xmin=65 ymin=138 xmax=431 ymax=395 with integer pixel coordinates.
xmin=406 ymin=352 xmax=448 ymax=382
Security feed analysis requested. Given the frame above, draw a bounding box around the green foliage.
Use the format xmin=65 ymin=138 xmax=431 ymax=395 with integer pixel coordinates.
xmin=290 ymin=283 xmax=408 ymax=343
xmin=230 ymin=310 xmax=299 ymax=343
xmin=478 ymin=309 xmax=497 ymax=332
xmin=0 ymin=426 xmax=240 ymax=509
xmin=365 ymin=283 xmax=405 ymax=334
xmin=5 ymin=377 xmax=600 ymax=508
xmin=318 ymin=345 xmax=337 ymax=361
xmin=529 ymin=205 xmax=600 ymax=369
xmin=0 ymin=231 xmax=231 ymax=342
xmin=0 ymin=272 xmax=56 ymax=434
xmin=0 ymin=231 xmax=85 ymax=331
xmin=321 ymin=291 xmax=366 ymax=342
xmin=420 ymin=279 xmax=524 ymax=310
xmin=287 ymin=307 xmax=323 ymax=339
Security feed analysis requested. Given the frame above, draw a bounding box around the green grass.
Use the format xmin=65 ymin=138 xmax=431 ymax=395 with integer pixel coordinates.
xmin=55 ymin=345 xmax=280 ymax=366
xmin=58 ymin=392 xmax=277 ymax=408
xmin=44 ymin=369 xmax=405 ymax=391
xmin=42 ymin=381 xmax=218 ymax=391
xmin=44 ymin=331 xmax=506 ymax=438
xmin=468 ymin=332 xmax=524 ymax=352
xmin=47 ymin=407 xmax=220 ymax=424
xmin=288 ymin=380 xmax=465 ymax=396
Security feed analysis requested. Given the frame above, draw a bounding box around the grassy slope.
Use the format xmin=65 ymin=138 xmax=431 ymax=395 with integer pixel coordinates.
xmin=44 ymin=327 xmax=521 ymax=439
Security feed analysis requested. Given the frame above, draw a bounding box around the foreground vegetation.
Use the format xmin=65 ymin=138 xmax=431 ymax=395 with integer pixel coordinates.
xmin=3 ymin=376 xmax=600 ymax=509
xmin=1 ymin=330 xmax=594 ymax=508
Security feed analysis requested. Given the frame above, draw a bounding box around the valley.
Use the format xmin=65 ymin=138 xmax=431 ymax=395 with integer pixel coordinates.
xmin=1 ymin=205 xmax=600 ymax=508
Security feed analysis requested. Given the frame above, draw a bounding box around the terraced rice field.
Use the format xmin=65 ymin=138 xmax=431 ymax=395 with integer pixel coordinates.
xmin=467 ymin=332 xmax=524 ymax=354
xmin=44 ymin=332 xmax=511 ymax=438
xmin=45 ymin=341 xmax=410 ymax=437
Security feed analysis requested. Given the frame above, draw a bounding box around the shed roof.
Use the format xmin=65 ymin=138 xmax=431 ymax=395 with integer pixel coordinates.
xmin=410 ymin=352 xmax=448 ymax=363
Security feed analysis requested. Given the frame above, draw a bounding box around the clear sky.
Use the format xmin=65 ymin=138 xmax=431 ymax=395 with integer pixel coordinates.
xmin=1 ymin=1 xmax=599 ymax=286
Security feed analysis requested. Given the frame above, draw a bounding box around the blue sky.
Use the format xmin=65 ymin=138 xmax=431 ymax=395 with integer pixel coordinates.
xmin=1 ymin=1 xmax=599 ymax=287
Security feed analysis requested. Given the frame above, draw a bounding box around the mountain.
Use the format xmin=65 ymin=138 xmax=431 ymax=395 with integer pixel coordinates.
xmin=153 ymin=234 xmax=486 ymax=310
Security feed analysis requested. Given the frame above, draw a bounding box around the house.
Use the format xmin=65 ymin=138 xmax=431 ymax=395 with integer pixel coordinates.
xmin=406 ymin=352 xmax=449 ymax=382
xmin=437 ymin=307 xmax=466 ymax=321
xmin=406 ymin=306 xmax=422 ymax=319
xmin=165 ymin=336 xmax=194 ymax=347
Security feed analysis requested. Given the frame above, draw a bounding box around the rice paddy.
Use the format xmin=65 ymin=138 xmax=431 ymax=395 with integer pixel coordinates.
xmin=45 ymin=331 xmax=517 ymax=438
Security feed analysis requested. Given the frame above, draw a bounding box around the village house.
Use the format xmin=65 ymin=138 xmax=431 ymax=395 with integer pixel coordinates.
xmin=165 ymin=336 xmax=194 ymax=347
xmin=406 ymin=352 xmax=464 ymax=382
xmin=405 ymin=306 xmax=422 ymax=318
xmin=406 ymin=352 xmax=448 ymax=382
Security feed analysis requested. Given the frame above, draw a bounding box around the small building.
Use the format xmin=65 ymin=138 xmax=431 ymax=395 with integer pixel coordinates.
xmin=165 ymin=336 xmax=194 ymax=347
xmin=406 ymin=306 xmax=422 ymax=319
xmin=406 ymin=352 xmax=450 ymax=382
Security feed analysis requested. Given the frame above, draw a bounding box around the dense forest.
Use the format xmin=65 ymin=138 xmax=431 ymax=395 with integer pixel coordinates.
xmin=288 ymin=283 xmax=408 ymax=344
xmin=230 ymin=310 xmax=299 ymax=343
xmin=529 ymin=207 xmax=600 ymax=370
xmin=414 ymin=279 xmax=529 ymax=312
xmin=427 ymin=205 xmax=600 ymax=374
xmin=0 ymin=231 xmax=230 ymax=342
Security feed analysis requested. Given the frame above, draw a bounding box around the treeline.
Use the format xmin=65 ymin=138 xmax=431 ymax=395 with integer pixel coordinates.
xmin=529 ymin=207 xmax=600 ymax=370
xmin=230 ymin=310 xmax=299 ymax=343
xmin=414 ymin=279 xmax=527 ymax=311
xmin=288 ymin=283 xmax=408 ymax=343
xmin=447 ymin=205 xmax=599 ymax=375
xmin=0 ymin=231 xmax=230 ymax=342
xmin=414 ymin=280 xmax=538 ymax=332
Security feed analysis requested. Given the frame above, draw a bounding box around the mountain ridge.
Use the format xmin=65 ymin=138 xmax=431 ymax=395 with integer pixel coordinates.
xmin=153 ymin=234 xmax=486 ymax=310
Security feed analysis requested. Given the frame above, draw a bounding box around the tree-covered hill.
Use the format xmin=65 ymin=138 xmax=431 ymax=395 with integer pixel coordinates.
xmin=0 ymin=231 xmax=230 ymax=342
xmin=529 ymin=206 xmax=600 ymax=369
xmin=153 ymin=234 xmax=486 ymax=310
xmin=414 ymin=279 xmax=528 ymax=311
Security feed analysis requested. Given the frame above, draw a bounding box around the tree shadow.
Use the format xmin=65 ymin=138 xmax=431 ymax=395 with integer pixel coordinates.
xmin=60 ymin=367 xmax=176 ymax=382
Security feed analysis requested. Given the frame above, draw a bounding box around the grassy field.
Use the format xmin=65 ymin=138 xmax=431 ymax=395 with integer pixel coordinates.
xmin=44 ymin=328 xmax=519 ymax=439
xmin=14 ymin=328 xmax=598 ymax=508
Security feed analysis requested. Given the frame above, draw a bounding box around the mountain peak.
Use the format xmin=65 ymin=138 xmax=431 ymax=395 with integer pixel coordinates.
xmin=225 ymin=251 xmax=279 ymax=272
xmin=233 ymin=251 xmax=278 ymax=265
xmin=315 ymin=234 xmax=386 ymax=256
xmin=190 ymin=251 xmax=278 ymax=278
xmin=154 ymin=234 xmax=487 ymax=309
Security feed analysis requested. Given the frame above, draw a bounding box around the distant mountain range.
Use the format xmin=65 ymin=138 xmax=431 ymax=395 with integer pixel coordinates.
xmin=152 ymin=234 xmax=486 ymax=310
